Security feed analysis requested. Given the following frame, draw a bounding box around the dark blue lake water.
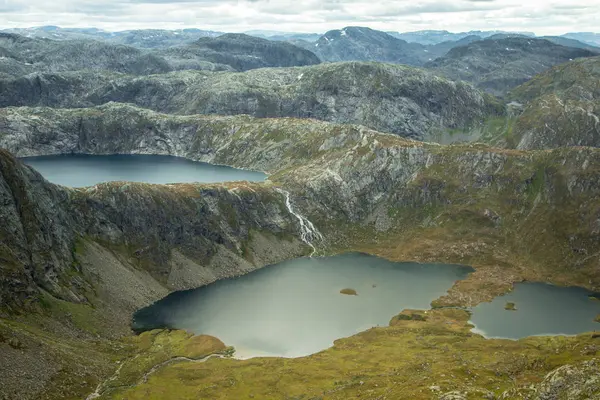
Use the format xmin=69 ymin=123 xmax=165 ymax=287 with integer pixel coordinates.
xmin=22 ymin=154 xmax=266 ymax=187
xmin=470 ymin=282 xmax=600 ymax=339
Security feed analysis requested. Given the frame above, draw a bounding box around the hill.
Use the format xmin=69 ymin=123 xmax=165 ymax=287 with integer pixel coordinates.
xmin=311 ymin=26 xmax=483 ymax=66
xmin=157 ymin=33 xmax=320 ymax=72
xmin=0 ymin=33 xmax=172 ymax=78
xmin=426 ymin=37 xmax=598 ymax=96
xmin=509 ymin=56 xmax=600 ymax=149
xmin=0 ymin=32 xmax=321 ymax=78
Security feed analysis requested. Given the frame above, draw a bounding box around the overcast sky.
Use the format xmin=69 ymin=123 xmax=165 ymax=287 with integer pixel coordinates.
xmin=1 ymin=0 xmax=599 ymax=35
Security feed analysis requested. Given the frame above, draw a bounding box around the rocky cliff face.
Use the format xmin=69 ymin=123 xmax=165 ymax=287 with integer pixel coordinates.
xmin=0 ymin=150 xmax=78 ymax=311
xmin=0 ymin=62 xmax=503 ymax=141
xmin=0 ymin=146 xmax=308 ymax=314
xmin=427 ymin=37 xmax=598 ymax=96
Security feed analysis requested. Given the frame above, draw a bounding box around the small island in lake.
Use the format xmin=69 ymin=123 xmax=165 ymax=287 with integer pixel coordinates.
xmin=505 ymin=302 xmax=517 ymax=311
xmin=340 ymin=288 xmax=358 ymax=296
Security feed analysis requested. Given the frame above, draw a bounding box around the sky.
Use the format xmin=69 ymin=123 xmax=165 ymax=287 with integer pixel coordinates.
xmin=1 ymin=0 xmax=599 ymax=35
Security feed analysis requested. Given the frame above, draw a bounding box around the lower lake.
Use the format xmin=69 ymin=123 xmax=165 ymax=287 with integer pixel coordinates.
xmin=22 ymin=154 xmax=267 ymax=187
xmin=470 ymin=282 xmax=600 ymax=339
xmin=132 ymin=253 xmax=473 ymax=358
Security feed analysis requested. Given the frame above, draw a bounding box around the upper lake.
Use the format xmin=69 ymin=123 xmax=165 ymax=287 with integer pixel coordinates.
xmin=22 ymin=154 xmax=267 ymax=187
xmin=132 ymin=253 xmax=473 ymax=358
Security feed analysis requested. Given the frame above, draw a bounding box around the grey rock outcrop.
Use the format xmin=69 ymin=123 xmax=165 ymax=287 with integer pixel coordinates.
xmin=535 ymin=359 xmax=600 ymax=399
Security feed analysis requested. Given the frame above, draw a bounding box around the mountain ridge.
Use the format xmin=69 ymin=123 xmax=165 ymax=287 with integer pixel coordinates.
xmin=0 ymin=32 xmax=320 ymax=78
xmin=0 ymin=62 xmax=503 ymax=141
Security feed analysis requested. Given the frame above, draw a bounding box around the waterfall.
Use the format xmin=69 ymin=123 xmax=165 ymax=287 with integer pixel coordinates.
xmin=276 ymin=188 xmax=323 ymax=256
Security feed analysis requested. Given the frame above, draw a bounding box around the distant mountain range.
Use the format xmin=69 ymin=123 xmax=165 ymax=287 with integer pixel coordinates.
xmin=4 ymin=26 xmax=600 ymax=46
xmin=561 ymin=32 xmax=600 ymax=46
xmin=2 ymin=26 xmax=223 ymax=48
xmin=387 ymin=30 xmax=536 ymax=45
xmin=296 ymin=27 xmax=598 ymax=96
xmin=2 ymin=25 xmax=600 ymax=97
xmin=244 ymin=30 xmax=323 ymax=42
xmin=0 ymin=32 xmax=320 ymax=78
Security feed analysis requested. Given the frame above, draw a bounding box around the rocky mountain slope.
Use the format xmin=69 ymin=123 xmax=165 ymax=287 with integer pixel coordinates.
xmin=0 ymin=62 xmax=503 ymax=141
xmin=427 ymin=37 xmax=599 ymax=96
xmin=0 ymin=146 xmax=307 ymax=314
xmin=507 ymin=56 xmax=600 ymax=149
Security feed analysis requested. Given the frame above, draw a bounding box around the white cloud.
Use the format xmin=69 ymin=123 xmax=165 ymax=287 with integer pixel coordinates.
xmin=0 ymin=0 xmax=598 ymax=35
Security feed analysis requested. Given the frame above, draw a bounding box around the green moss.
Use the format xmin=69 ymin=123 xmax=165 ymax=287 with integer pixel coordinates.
xmin=106 ymin=309 xmax=599 ymax=400
xmin=99 ymin=330 xmax=228 ymax=396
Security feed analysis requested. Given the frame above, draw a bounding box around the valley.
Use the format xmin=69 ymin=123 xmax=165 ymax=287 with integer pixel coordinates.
xmin=1 ymin=22 xmax=600 ymax=400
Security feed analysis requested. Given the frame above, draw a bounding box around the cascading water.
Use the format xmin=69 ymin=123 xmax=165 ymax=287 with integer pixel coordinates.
xmin=276 ymin=188 xmax=323 ymax=256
